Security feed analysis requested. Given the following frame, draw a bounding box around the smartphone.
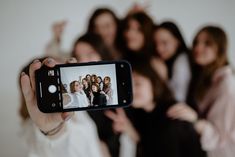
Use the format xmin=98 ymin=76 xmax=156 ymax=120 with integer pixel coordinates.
xmin=35 ymin=60 xmax=133 ymax=113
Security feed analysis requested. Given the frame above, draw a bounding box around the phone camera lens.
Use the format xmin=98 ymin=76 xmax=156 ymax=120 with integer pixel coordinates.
xmin=121 ymin=64 xmax=124 ymax=68
xmin=48 ymin=85 xmax=57 ymax=93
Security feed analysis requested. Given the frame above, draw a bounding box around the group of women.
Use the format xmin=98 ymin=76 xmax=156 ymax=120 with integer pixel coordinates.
xmin=19 ymin=6 xmax=235 ymax=157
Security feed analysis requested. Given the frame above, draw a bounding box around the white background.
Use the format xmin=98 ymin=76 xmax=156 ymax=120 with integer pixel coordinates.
xmin=60 ymin=64 xmax=118 ymax=105
xmin=0 ymin=0 xmax=235 ymax=156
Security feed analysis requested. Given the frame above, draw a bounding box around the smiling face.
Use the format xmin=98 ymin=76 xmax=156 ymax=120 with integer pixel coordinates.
xmin=74 ymin=42 xmax=101 ymax=62
xmin=124 ymin=19 xmax=145 ymax=51
xmin=193 ymin=31 xmax=218 ymax=66
xmin=97 ymin=77 xmax=102 ymax=83
xmin=132 ymin=72 xmax=154 ymax=109
xmin=154 ymin=28 xmax=179 ymax=61
xmin=94 ymin=13 xmax=117 ymax=46
xmin=82 ymin=79 xmax=88 ymax=87
xmin=74 ymin=81 xmax=82 ymax=92
xmin=104 ymin=77 xmax=110 ymax=85
xmin=92 ymin=84 xmax=98 ymax=92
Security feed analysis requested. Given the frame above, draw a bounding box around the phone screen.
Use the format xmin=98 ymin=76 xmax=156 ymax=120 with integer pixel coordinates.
xmin=59 ymin=64 xmax=118 ymax=109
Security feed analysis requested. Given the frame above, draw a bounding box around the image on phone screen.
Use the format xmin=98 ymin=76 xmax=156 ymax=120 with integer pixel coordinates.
xmin=60 ymin=64 xmax=118 ymax=109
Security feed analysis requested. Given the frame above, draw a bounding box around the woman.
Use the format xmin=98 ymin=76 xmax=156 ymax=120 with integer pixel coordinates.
xmin=91 ymin=83 xmax=107 ymax=106
xmin=153 ymin=21 xmax=192 ymax=102
xmin=19 ymin=58 xmax=103 ymax=157
xmin=91 ymin=74 xmax=98 ymax=84
xmin=103 ymin=76 xmax=113 ymax=105
xmin=65 ymin=80 xmax=89 ymax=108
xmin=167 ymin=26 xmax=235 ymax=157
xmin=119 ymin=12 xmax=167 ymax=80
xmin=106 ymin=62 xmax=206 ymax=157
xmin=87 ymin=8 xmax=121 ymax=59
xmin=82 ymin=78 xmax=91 ymax=103
xmin=97 ymin=76 xmax=103 ymax=90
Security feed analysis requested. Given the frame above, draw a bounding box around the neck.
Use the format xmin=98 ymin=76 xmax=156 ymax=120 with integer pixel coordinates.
xmin=142 ymin=101 xmax=155 ymax=112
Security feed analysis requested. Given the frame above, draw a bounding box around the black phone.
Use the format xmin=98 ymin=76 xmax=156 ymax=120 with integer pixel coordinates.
xmin=35 ymin=60 xmax=133 ymax=113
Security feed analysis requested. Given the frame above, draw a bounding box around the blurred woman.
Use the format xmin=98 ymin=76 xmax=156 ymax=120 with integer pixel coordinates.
xmin=167 ymin=26 xmax=235 ymax=157
xmin=71 ymin=33 xmax=111 ymax=62
xmin=87 ymin=8 xmax=121 ymax=59
xmin=118 ymin=12 xmax=167 ymax=80
xmin=106 ymin=62 xmax=206 ymax=157
xmin=154 ymin=21 xmax=192 ymax=102
xmin=19 ymin=58 xmax=103 ymax=157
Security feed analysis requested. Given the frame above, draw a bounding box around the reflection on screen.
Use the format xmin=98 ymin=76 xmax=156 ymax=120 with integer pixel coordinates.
xmin=60 ymin=64 xmax=118 ymax=109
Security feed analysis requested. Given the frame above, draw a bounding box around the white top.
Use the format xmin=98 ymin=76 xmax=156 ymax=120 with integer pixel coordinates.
xmin=65 ymin=91 xmax=89 ymax=108
xmin=20 ymin=112 xmax=103 ymax=157
xmin=198 ymin=66 xmax=235 ymax=157
xmin=168 ymin=53 xmax=191 ymax=102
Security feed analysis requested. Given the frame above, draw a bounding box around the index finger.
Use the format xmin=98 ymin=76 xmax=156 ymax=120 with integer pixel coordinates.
xmin=105 ymin=110 xmax=118 ymax=121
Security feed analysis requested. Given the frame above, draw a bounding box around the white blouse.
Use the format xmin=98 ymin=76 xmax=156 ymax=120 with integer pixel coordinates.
xmin=20 ymin=112 xmax=103 ymax=157
xmin=168 ymin=53 xmax=191 ymax=102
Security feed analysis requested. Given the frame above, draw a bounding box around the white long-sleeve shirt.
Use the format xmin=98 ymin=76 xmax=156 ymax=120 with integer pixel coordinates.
xmin=20 ymin=112 xmax=103 ymax=157
xmin=169 ymin=53 xmax=191 ymax=102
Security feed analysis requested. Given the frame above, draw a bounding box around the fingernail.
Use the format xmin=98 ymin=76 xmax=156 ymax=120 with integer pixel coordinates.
xmin=64 ymin=114 xmax=73 ymax=121
xmin=47 ymin=58 xmax=53 ymax=64
xmin=33 ymin=59 xmax=40 ymax=63
xmin=21 ymin=72 xmax=26 ymax=76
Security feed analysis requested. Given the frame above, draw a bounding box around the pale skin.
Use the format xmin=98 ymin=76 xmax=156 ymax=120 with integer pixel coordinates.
xmin=167 ymin=31 xmax=218 ymax=134
xmin=74 ymin=42 xmax=101 ymax=63
xmin=94 ymin=13 xmax=117 ymax=47
xmin=154 ymin=28 xmax=179 ymax=61
xmin=20 ymin=57 xmax=76 ymax=138
xmin=124 ymin=19 xmax=145 ymax=52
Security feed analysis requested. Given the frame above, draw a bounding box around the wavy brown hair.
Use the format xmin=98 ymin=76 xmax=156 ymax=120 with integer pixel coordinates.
xmin=187 ymin=26 xmax=228 ymax=105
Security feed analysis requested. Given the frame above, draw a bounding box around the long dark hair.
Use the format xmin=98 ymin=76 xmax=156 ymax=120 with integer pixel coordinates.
xmin=154 ymin=21 xmax=191 ymax=79
xmin=187 ymin=26 xmax=228 ymax=111
xmin=118 ymin=12 xmax=155 ymax=62
xmin=71 ymin=33 xmax=112 ymax=60
xmin=87 ymin=8 xmax=119 ymax=34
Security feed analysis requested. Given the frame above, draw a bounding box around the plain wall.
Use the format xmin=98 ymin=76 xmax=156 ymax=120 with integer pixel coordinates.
xmin=0 ymin=0 xmax=234 ymax=156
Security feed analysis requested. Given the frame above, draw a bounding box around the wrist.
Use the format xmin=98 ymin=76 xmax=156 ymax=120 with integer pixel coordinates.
xmin=125 ymin=121 xmax=140 ymax=143
xmin=193 ymin=119 xmax=207 ymax=135
xmin=40 ymin=122 xmax=65 ymax=137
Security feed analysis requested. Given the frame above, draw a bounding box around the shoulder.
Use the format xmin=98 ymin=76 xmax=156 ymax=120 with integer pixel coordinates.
xmin=213 ymin=66 xmax=235 ymax=92
xmin=174 ymin=53 xmax=190 ymax=68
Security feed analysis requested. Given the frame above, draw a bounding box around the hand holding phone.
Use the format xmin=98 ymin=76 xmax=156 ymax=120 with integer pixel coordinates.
xmin=35 ymin=60 xmax=133 ymax=113
xmin=20 ymin=58 xmax=75 ymax=134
